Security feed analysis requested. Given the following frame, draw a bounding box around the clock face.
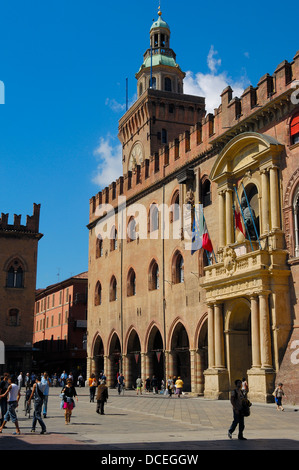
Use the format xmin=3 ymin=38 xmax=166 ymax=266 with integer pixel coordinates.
xmin=128 ymin=142 xmax=144 ymax=171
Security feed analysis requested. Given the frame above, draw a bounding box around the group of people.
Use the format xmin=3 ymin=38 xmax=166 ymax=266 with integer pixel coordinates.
xmin=134 ymin=375 xmax=185 ymax=397
xmin=88 ymin=372 xmax=109 ymax=415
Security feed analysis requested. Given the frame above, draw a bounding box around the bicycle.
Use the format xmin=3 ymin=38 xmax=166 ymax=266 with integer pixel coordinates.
xmin=118 ymin=382 xmax=125 ymax=396
xmin=24 ymin=391 xmax=32 ymax=419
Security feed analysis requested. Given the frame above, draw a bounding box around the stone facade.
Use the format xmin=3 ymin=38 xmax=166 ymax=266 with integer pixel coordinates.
xmin=0 ymin=203 xmax=42 ymax=374
xmin=87 ymin=13 xmax=299 ymax=403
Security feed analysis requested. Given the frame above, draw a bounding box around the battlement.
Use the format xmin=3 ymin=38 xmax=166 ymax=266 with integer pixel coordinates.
xmin=89 ymin=50 xmax=299 ymax=223
xmin=0 ymin=203 xmax=41 ymax=235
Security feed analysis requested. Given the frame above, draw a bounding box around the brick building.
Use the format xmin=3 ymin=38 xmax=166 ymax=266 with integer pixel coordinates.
xmin=33 ymin=272 xmax=88 ymax=377
xmin=0 ymin=203 xmax=43 ymax=375
xmin=87 ymin=11 xmax=299 ymax=403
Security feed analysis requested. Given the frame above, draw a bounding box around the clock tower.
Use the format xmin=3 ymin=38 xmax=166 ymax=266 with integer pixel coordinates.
xmin=118 ymin=10 xmax=205 ymax=175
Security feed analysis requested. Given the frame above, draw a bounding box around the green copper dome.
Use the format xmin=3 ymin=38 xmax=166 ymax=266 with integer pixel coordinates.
xmin=150 ymin=15 xmax=170 ymax=31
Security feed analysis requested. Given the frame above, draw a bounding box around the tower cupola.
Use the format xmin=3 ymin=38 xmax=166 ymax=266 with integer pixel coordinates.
xmin=136 ymin=10 xmax=185 ymax=97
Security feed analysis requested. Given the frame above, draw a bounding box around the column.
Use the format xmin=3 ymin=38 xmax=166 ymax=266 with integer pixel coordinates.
xmin=250 ymin=295 xmax=261 ymax=368
xmin=269 ymin=166 xmax=280 ymax=230
xmin=214 ymin=303 xmax=225 ymax=369
xmin=207 ymin=303 xmax=215 ymax=368
xmin=225 ymin=189 xmax=233 ymax=244
xmin=189 ymin=349 xmax=196 ymax=393
xmin=259 ymin=292 xmax=273 ymax=369
xmin=218 ymin=191 xmax=226 ymax=247
xmin=261 ymin=169 xmax=270 ymax=234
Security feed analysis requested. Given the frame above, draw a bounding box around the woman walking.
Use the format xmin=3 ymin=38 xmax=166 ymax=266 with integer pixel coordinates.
xmin=273 ymin=383 xmax=285 ymax=411
xmin=61 ymin=379 xmax=78 ymax=424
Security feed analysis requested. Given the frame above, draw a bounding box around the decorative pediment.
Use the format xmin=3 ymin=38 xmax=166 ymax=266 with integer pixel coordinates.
xmin=210 ymin=132 xmax=283 ymax=184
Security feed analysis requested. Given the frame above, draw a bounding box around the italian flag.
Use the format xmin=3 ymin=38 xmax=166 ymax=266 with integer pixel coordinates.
xmin=199 ymin=210 xmax=213 ymax=253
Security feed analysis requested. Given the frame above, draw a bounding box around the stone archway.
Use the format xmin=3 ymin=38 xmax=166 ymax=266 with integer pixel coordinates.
xmin=93 ymin=335 xmax=104 ymax=378
xmin=147 ymin=325 xmax=164 ymax=389
xmin=126 ymin=329 xmax=141 ymax=388
xmin=225 ymin=298 xmax=252 ymax=388
xmin=169 ymin=322 xmax=191 ymax=392
xmin=108 ymin=332 xmax=122 ymax=387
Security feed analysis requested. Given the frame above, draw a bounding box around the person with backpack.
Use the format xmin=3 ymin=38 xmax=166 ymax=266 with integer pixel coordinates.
xmin=28 ymin=375 xmax=47 ymax=434
xmin=228 ymin=379 xmax=250 ymax=441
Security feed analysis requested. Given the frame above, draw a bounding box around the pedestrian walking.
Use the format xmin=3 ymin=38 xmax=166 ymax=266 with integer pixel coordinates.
xmin=151 ymin=375 xmax=158 ymax=394
xmin=0 ymin=376 xmax=21 ymax=435
xmin=136 ymin=377 xmax=143 ymax=395
xmin=167 ymin=376 xmax=174 ymax=397
xmin=41 ymin=372 xmax=51 ymax=418
xmin=96 ymin=380 xmax=108 ymax=415
xmin=117 ymin=373 xmax=125 ymax=395
xmin=175 ymin=377 xmax=184 ymax=398
xmin=17 ymin=372 xmax=23 ymax=391
xmin=89 ymin=374 xmax=97 ymax=402
xmin=0 ymin=373 xmax=9 ymax=426
xmin=228 ymin=379 xmax=249 ymax=441
xmin=273 ymin=383 xmax=285 ymax=411
xmin=28 ymin=375 xmax=47 ymax=434
xmin=61 ymin=378 xmax=78 ymax=424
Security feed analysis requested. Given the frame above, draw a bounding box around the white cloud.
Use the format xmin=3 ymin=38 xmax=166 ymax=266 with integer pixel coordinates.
xmin=184 ymin=46 xmax=250 ymax=114
xmin=92 ymin=136 xmax=123 ymax=188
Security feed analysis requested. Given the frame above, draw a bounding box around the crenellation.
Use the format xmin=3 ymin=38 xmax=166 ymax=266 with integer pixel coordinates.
xmin=0 ymin=204 xmax=41 ymax=233
xmin=89 ymin=51 xmax=299 ymax=224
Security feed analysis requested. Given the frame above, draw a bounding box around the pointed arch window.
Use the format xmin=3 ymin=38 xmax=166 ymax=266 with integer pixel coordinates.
xmin=110 ymin=276 xmax=117 ymax=302
xmin=127 ymin=217 xmax=136 ymax=242
xmin=127 ymin=268 xmax=136 ymax=297
xmin=172 ymin=251 xmax=184 ymax=284
xmin=110 ymin=226 xmax=117 ymax=251
xmin=96 ymin=236 xmax=103 ymax=258
xmin=6 ymin=260 xmax=24 ymax=288
xmin=95 ymin=281 xmax=102 ymax=306
xmin=149 ymin=260 xmax=159 ymax=291
xmin=149 ymin=204 xmax=159 ymax=232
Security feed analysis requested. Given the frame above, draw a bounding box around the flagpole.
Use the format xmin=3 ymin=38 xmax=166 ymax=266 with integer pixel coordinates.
xmin=241 ymin=183 xmax=262 ymax=250
xmin=197 ymin=204 xmax=217 ymax=263
xmin=233 ymin=185 xmax=254 ymax=251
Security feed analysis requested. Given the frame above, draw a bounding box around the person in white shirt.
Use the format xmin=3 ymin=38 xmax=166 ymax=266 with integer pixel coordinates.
xmin=0 ymin=376 xmax=21 ymax=434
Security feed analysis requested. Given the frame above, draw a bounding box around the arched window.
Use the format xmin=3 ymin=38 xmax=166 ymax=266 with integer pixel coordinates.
xmin=127 ymin=217 xmax=136 ymax=242
xmin=170 ymin=190 xmax=180 ymax=223
xmin=96 ymin=237 xmax=103 ymax=258
xmin=150 ymin=76 xmax=157 ymax=90
xmin=95 ymin=282 xmax=102 ymax=306
xmin=290 ymin=113 xmax=299 ymax=145
xmin=149 ymin=204 xmax=159 ymax=232
xmin=8 ymin=308 xmax=20 ymax=327
xmin=110 ymin=226 xmax=117 ymax=251
xmin=139 ymin=83 xmax=143 ymax=97
xmin=127 ymin=268 xmax=136 ymax=297
xmin=6 ymin=260 xmax=24 ymax=288
xmin=172 ymin=251 xmax=184 ymax=284
xmin=149 ymin=260 xmax=159 ymax=291
xmin=165 ymin=77 xmax=172 ymax=92
xmin=110 ymin=276 xmax=117 ymax=302
xmin=202 ymin=179 xmax=211 ymax=207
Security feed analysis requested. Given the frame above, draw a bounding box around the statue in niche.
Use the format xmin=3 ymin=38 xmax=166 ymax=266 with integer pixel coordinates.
xmin=241 ymin=196 xmax=258 ymax=240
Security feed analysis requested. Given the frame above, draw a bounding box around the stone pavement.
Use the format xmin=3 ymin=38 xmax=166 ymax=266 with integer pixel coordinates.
xmin=0 ymin=387 xmax=298 ymax=451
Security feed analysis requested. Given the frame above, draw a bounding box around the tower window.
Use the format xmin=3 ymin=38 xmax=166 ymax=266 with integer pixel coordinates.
xmin=165 ymin=77 xmax=172 ymax=92
xmin=162 ymin=128 xmax=168 ymax=144
xmin=6 ymin=261 xmax=24 ymax=288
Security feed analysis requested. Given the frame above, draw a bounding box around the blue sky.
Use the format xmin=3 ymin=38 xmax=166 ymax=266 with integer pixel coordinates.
xmin=0 ymin=0 xmax=297 ymax=289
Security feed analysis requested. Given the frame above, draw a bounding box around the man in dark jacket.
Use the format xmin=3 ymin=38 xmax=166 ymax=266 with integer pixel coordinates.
xmin=96 ymin=380 xmax=108 ymax=415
